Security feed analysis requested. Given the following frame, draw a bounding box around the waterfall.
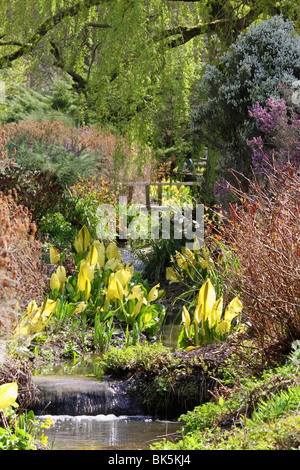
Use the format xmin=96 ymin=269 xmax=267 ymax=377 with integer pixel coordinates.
xmin=31 ymin=375 xmax=144 ymax=416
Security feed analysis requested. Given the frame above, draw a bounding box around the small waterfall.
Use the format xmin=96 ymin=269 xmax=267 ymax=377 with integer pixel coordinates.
xmin=31 ymin=375 xmax=144 ymax=416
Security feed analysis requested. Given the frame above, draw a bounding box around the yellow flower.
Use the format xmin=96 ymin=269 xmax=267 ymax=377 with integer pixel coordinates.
xmin=215 ymin=320 xmax=231 ymax=335
xmin=93 ymin=240 xmax=106 ymax=268
xmin=50 ymin=272 xmax=60 ymax=291
xmin=26 ymin=300 xmax=39 ymax=319
xmin=107 ymin=277 xmax=124 ymax=301
xmin=181 ymin=247 xmax=195 ymax=264
xmin=182 ymin=305 xmax=190 ymax=329
xmin=56 ymin=266 xmax=66 ymax=285
xmin=74 ymin=237 xmax=83 ymax=255
xmin=86 ymin=244 xmax=98 ymax=266
xmin=166 ymin=267 xmax=180 ymax=283
xmin=106 ymin=242 xmax=118 ymax=260
xmin=224 ymin=297 xmax=243 ymax=323
xmin=132 ymin=297 xmax=145 ymax=318
xmin=77 ymin=273 xmax=91 ymax=299
xmin=128 ymin=284 xmax=144 ymax=301
xmin=50 ymin=246 xmax=60 ymax=264
xmin=176 ymin=252 xmax=188 ymax=271
xmin=42 ymin=299 xmax=58 ymax=317
xmin=0 ymin=382 xmax=18 ymax=410
xmin=208 ymin=297 xmax=223 ymax=328
xmin=126 ymin=265 xmax=134 ymax=279
xmin=194 ymin=304 xmax=202 ymax=328
xmin=197 ymin=279 xmax=216 ymax=322
xmin=74 ymin=226 xmax=90 ymax=254
xmin=147 ymin=284 xmax=160 ymax=302
xmin=73 ymin=302 xmax=87 ymax=314
xmin=105 ymin=258 xmax=119 ymax=272
xmin=114 ymin=268 xmax=131 ymax=288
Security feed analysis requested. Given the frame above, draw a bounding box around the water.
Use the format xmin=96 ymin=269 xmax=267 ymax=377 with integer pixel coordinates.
xmin=34 ymin=331 xmax=183 ymax=450
xmin=39 ymin=414 xmax=182 ymax=450
xmin=33 ymin=274 xmax=184 ymax=451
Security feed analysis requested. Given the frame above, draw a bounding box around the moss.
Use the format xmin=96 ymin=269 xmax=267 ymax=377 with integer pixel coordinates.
xmin=98 ymin=342 xmax=221 ymax=419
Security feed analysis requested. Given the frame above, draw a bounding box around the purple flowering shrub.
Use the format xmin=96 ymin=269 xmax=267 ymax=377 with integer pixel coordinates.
xmin=247 ymin=94 xmax=300 ymax=173
xmin=214 ymin=92 xmax=300 ymax=203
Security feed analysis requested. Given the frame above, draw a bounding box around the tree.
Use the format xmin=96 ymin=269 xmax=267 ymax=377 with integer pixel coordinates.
xmin=191 ymin=16 xmax=300 ymax=194
xmin=0 ymin=1 xmax=299 ymax=153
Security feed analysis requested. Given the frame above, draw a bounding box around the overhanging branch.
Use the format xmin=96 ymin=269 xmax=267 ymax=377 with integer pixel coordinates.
xmin=0 ymin=0 xmax=105 ymax=69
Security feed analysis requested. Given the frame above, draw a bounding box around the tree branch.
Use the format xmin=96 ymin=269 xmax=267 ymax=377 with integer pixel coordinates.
xmin=50 ymin=40 xmax=87 ymax=93
xmin=0 ymin=0 xmax=106 ymax=69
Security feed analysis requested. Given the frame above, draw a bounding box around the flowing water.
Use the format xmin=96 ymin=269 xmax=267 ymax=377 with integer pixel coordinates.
xmin=39 ymin=414 xmax=181 ymax=450
xmin=34 ymin=324 xmax=183 ymax=450
xmin=34 ymin=250 xmax=183 ymax=450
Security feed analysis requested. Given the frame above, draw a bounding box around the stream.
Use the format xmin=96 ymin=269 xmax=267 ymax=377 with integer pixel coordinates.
xmin=34 ymin=338 xmax=182 ymax=451
xmin=33 ymin=250 xmax=183 ymax=450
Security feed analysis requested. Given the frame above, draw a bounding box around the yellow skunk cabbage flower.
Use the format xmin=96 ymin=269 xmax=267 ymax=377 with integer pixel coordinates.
xmin=0 ymin=382 xmax=18 ymax=410
xmin=197 ymin=279 xmax=216 ymax=322
xmin=73 ymin=302 xmax=87 ymax=314
xmin=56 ymin=266 xmax=66 ymax=285
xmin=77 ymin=272 xmax=87 ymax=291
xmin=79 ymin=260 xmax=95 ymax=282
xmin=105 ymin=258 xmax=119 ymax=272
xmin=176 ymin=252 xmax=188 ymax=271
xmin=194 ymin=304 xmax=201 ymax=328
xmin=147 ymin=284 xmax=160 ymax=302
xmin=42 ymin=299 xmax=58 ymax=317
xmin=208 ymin=297 xmax=223 ymax=328
xmin=114 ymin=268 xmax=131 ymax=288
xmin=182 ymin=247 xmax=196 ymax=265
xmin=106 ymin=242 xmax=118 ymax=260
xmin=132 ymin=297 xmax=146 ymax=318
xmin=50 ymin=246 xmax=60 ymax=264
xmin=26 ymin=300 xmax=39 ymax=318
xmin=126 ymin=265 xmax=134 ymax=279
xmin=74 ymin=226 xmax=90 ymax=254
xmin=93 ymin=240 xmax=105 ymax=268
xmin=128 ymin=285 xmax=144 ymax=301
xmin=166 ymin=267 xmax=180 ymax=283
xmin=182 ymin=305 xmax=190 ymax=329
xmin=215 ymin=320 xmax=231 ymax=335
xmin=86 ymin=244 xmax=98 ymax=266
xmin=224 ymin=297 xmax=243 ymax=323
xmin=107 ymin=277 xmax=124 ymax=301
xmin=50 ymin=272 xmax=60 ymax=291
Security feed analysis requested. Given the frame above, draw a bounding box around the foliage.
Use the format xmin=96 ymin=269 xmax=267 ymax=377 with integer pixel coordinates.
xmin=98 ymin=342 xmax=174 ymax=376
xmin=5 ymin=130 xmax=99 ymax=186
xmin=14 ymin=226 xmax=166 ymax=350
xmin=1 ymin=0 xmax=293 ymax=157
xmin=191 ymin=16 xmax=300 ymax=183
xmin=218 ymin=161 xmax=300 ymax=366
xmin=177 ymin=279 xmax=243 ymax=349
xmin=0 ymin=186 xmax=46 ymax=340
xmin=0 ymin=381 xmax=51 ymax=450
xmin=246 ymin=95 xmax=300 ymax=174
xmin=0 ymin=129 xmax=65 ymax=223
xmin=152 ymin=355 xmax=300 ymax=450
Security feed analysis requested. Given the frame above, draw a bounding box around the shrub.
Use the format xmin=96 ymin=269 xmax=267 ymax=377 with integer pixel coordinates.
xmin=0 ymin=190 xmax=46 ymax=337
xmin=191 ymin=16 xmax=300 ymax=184
xmin=0 ymin=130 xmax=64 ymax=224
xmin=222 ymin=162 xmax=300 ymax=365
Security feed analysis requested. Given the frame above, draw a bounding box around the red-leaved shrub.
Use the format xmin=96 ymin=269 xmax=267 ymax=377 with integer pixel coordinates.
xmin=222 ymin=162 xmax=300 ymax=365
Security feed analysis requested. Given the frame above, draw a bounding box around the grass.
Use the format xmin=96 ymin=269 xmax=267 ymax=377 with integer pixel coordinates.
xmin=151 ymin=352 xmax=300 ymax=450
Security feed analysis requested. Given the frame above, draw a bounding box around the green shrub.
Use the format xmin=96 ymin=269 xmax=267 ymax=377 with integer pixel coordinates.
xmin=5 ymin=135 xmax=99 ymax=186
